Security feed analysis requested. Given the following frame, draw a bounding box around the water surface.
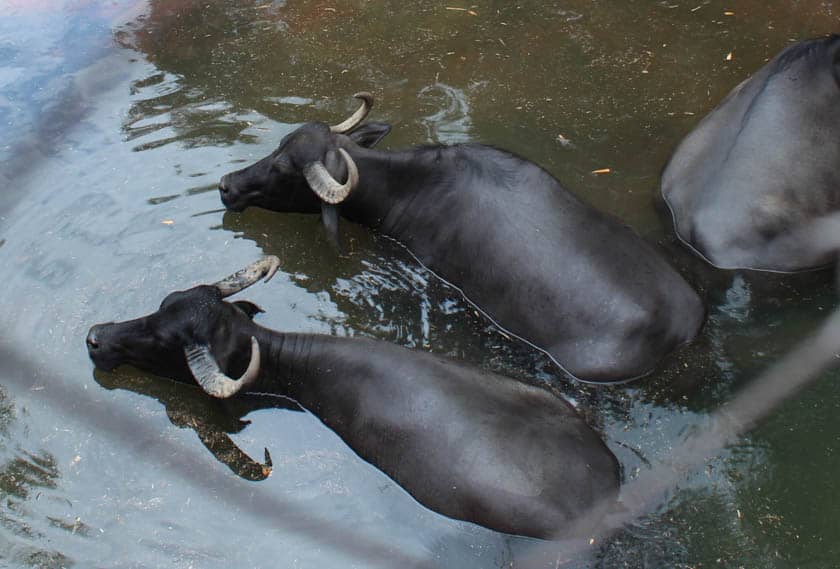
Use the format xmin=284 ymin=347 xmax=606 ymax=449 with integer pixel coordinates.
xmin=1 ymin=1 xmax=838 ymax=567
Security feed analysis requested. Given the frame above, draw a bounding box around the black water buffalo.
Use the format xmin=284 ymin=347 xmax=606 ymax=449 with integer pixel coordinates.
xmin=662 ymin=35 xmax=840 ymax=272
xmin=86 ymin=257 xmax=620 ymax=540
xmin=218 ymin=94 xmax=704 ymax=383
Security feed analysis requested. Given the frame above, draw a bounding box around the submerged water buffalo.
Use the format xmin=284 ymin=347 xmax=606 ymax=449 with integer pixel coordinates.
xmin=218 ymin=94 xmax=704 ymax=383
xmin=86 ymin=257 xmax=620 ymax=539
xmin=662 ymin=35 xmax=840 ymax=272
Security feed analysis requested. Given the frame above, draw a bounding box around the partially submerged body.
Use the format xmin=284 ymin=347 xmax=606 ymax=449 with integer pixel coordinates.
xmin=87 ymin=258 xmax=620 ymax=539
xmin=219 ymin=96 xmax=705 ymax=382
xmin=339 ymin=143 xmax=705 ymax=382
xmin=662 ymin=35 xmax=840 ymax=272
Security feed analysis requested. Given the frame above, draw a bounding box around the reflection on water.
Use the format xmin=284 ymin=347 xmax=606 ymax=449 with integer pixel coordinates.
xmin=220 ymin=208 xmax=501 ymax=357
xmin=0 ymin=383 xmax=73 ymax=568
xmin=93 ymin=368 xmax=301 ymax=480
xmin=1 ymin=0 xmax=839 ymax=567
xmin=418 ymin=83 xmax=473 ymax=144
xmin=124 ymin=71 xmax=257 ymax=152
xmin=0 ymin=1 xmax=141 ymax=214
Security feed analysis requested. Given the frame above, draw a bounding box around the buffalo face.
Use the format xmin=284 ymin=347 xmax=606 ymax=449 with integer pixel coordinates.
xmin=219 ymin=123 xmax=335 ymax=214
xmin=662 ymin=35 xmax=840 ymax=272
xmin=218 ymin=93 xmax=392 ymax=213
xmin=87 ymin=286 xmax=254 ymax=379
xmin=86 ymin=257 xmax=280 ymax=398
xmin=217 ymin=94 xmax=391 ymax=251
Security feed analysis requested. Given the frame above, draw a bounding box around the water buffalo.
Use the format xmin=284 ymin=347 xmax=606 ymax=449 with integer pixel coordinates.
xmin=86 ymin=257 xmax=620 ymax=539
xmin=218 ymin=94 xmax=705 ymax=383
xmin=662 ymin=35 xmax=840 ymax=272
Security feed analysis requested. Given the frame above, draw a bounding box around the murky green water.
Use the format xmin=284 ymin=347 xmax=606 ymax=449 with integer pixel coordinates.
xmin=1 ymin=1 xmax=838 ymax=567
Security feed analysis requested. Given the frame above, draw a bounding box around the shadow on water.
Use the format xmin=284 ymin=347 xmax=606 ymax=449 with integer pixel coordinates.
xmin=92 ymin=367 xmax=303 ymax=481
xmin=0 ymin=342 xmax=454 ymax=569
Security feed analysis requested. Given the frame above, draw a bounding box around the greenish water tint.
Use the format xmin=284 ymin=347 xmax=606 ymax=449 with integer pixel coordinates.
xmin=0 ymin=1 xmax=838 ymax=567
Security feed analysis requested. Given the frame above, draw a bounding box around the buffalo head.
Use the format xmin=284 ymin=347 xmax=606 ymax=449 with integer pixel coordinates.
xmin=86 ymin=257 xmax=280 ymax=398
xmin=219 ymin=93 xmax=391 ymax=251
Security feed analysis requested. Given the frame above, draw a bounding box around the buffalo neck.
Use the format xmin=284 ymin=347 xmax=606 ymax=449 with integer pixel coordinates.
xmin=246 ymin=325 xmax=338 ymax=410
xmin=337 ymin=143 xmax=445 ymax=234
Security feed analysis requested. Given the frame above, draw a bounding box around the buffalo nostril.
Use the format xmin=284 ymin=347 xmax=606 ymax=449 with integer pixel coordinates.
xmin=219 ymin=177 xmax=230 ymax=194
xmin=86 ymin=330 xmax=100 ymax=351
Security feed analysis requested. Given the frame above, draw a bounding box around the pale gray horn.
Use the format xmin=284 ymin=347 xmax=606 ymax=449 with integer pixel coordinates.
xmin=330 ymin=92 xmax=374 ymax=134
xmin=184 ymin=336 xmax=261 ymax=399
xmin=213 ymin=256 xmax=280 ymax=298
xmin=303 ymin=148 xmax=359 ymax=204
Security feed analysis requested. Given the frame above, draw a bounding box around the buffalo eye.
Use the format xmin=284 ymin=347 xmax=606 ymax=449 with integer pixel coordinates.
xmin=272 ymin=154 xmax=293 ymax=173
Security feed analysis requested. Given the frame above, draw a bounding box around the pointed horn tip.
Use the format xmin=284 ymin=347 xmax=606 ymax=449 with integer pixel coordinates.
xmin=247 ymin=335 xmax=261 ymax=370
xmin=330 ymin=92 xmax=374 ymax=134
xmin=353 ymin=91 xmax=374 ymax=105
xmin=338 ymin=148 xmax=358 ymax=186
xmin=262 ymin=256 xmax=281 ymax=283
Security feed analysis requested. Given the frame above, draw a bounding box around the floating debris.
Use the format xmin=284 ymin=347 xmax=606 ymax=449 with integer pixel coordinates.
xmin=556 ymin=133 xmax=574 ymax=148
xmin=445 ymin=6 xmax=478 ymax=16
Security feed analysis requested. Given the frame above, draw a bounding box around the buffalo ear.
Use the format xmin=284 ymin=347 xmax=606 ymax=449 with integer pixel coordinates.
xmin=318 ymin=149 xmax=347 ymax=255
xmin=321 ymin=202 xmax=345 ymax=255
xmin=348 ymin=122 xmax=392 ymax=148
xmin=231 ymin=301 xmax=264 ymax=319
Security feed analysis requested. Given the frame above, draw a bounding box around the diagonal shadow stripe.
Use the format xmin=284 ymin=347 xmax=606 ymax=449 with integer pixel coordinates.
xmin=0 ymin=340 xmax=438 ymax=569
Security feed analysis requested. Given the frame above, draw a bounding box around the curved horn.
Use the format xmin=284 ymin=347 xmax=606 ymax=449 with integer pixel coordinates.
xmin=213 ymin=256 xmax=280 ymax=298
xmin=184 ymin=336 xmax=261 ymax=399
xmin=303 ymin=148 xmax=359 ymax=204
xmin=330 ymin=92 xmax=374 ymax=134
